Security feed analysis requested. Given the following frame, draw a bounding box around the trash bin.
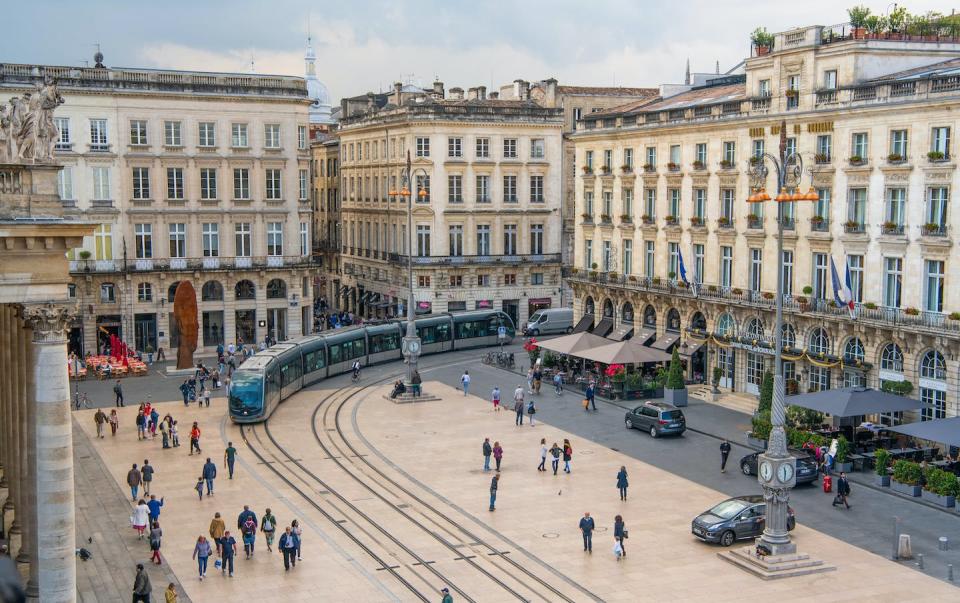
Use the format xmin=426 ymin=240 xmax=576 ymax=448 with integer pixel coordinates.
xmin=822 ymin=474 xmax=832 ymax=493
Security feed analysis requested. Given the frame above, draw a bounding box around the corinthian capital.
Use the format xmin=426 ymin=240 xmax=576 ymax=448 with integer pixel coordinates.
xmin=20 ymin=301 xmax=75 ymax=343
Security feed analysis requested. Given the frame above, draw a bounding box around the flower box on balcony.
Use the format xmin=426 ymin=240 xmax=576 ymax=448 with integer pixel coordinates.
xmin=927 ymin=151 xmax=946 ymax=162
xmin=580 ymin=213 xmax=593 ymax=220
xmin=692 ymin=160 xmax=706 ymax=170
xmin=641 ymin=215 xmax=655 ymax=224
xmin=581 ymin=166 xmax=593 ymax=174
xmin=784 ymin=89 xmax=799 ymax=98
xmin=719 ymin=160 xmax=733 ymax=169
xmin=814 ymin=153 xmax=831 ymax=164
xmin=707 ymin=285 xmax=718 ymax=293
xmin=600 ymin=166 xmax=612 ymax=175
xmin=887 ymin=153 xmax=905 ymax=163
xmin=718 ymin=217 xmax=731 ymax=227
xmin=620 ymin=164 xmax=633 ymax=173
xmin=619 ymin=214 xmax=632 ymax=223
xmin=922 ymin=222 xmax=945 ymax=235
xmin=749 ymin=156 xmax=761 ymax=166
xmin=642 ymin=164 xmax=656 ymax=173
xmin=793 ymin=295 xmax=808 ymax=305
xmin=762 ymin=291 xmax=775 ymax=300
xmin=848 ymin=155 xmax=865 ymax=166
xmin=950 ymin=312 xmax=960 ymax=320
xmin=844 ymin=220 xmax=863 ymax=233
xmin=608 ymin=272 xmax=619 ymax=280
xmin=628 ymin=275 xmax=638 ymax=282
xmin=600 ymin=214 xmax=612 ymax=222
xmin=904 ymin=307 xmax=920 ymax=316
xmin=665 ymin=215 xmax=677 ymax=225
xmin=864 ymin=302 xmax=878 ymax=310
xmin=731 ymin=288 xmax=743 ymax=296
xmin=667 ymin=162 xmax=680 ymax=171
xmin=690 ymin=216 xmax=704 ymax=227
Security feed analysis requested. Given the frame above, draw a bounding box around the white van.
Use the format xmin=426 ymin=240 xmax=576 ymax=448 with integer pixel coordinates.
xmin=524 ymin=308 xmax=574 ymax=336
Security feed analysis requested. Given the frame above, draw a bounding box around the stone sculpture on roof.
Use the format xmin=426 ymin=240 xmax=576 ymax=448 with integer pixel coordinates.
xmin=0 ymin=77 xmax=64 ymax=163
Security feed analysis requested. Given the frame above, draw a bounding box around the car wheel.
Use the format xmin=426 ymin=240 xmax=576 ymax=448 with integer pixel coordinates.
xmin=625 ymin=418 xmax=634 ymax=429
xmin=720 ymin=530 xmax=735 ymax=547
xmin=565 ymin=327 xmax=574 ymax=334
xmin=529 ymin=329 xmax=538 ymax=337
xmin=649 ymin=426 xmax=658 ymax=438
xmin=741 ymin=462 xmax=752 ymax=476
xmin=787 ymin=517 xmax=796 ymax=531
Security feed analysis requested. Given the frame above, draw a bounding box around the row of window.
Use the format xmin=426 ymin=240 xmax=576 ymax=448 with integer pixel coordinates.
xmin=57 ymin=166 xmax=309 ymax=202
xmin=55 ymin=117 xmax=307 ymax=152
xmin=342 ymin=135 xmax=546 ymax=163
xmin=344 ymin=173 xmax=545 ymax=204
xmin=91 ymin=278 xmax=290 ymax=305
xmin=585 ymin=127 xmax=952 ymax=170
xmin=584 ymin=186 xmax=950 ymax=229
xmin=584 ymin=240 xmax=947 ymax=313
xmin=413 ymin=273 xmax=546 ymax=287
xmin=344 ymin=222 xmax=547 ymax=257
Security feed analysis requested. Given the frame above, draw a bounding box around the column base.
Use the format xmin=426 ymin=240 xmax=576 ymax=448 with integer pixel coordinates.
xmin=718 ymin=544 xmax=836 ymax=580
xmin=24 ymin=579 xmax=39 ymax=600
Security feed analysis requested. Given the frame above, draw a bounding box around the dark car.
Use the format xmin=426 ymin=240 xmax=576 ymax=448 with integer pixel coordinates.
xmin=624 ymin=401 xmax=686 ymax=438
xmin=691 ymin=495 xmax=796 ymax=547
xmin=739 ymin=449 xmax=819 ymax=485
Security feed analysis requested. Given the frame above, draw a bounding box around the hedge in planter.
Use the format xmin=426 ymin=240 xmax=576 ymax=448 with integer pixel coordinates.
xmin=874 ymin=449 xmax=891 ymax=487
xmin=664 ymin=348 xmax=688 ymax=406
xmin=891 ymin=460 xmax=923 ymax=497
xmin=758 ymin=370 xmax=773 ymax=413
xmin=922 ymin=467 xmax=959 ymax=507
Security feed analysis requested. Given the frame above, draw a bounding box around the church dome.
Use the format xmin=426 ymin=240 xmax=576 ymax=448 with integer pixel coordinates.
xmin=304 ymin=37 xmax=334 ymax=124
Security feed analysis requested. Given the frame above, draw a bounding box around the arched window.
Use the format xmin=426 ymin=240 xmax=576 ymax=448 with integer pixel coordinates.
xmin=266 ymin=279 xmax=287 ymax=299
xmin=716 ymin=314 xmax=736 ymax=337
xmin=843 ymin=338 xmax=865 ymax=363
xmin=690 ymin=312 xmax=707 ymax=331
xmin=744 ymin=317 xmax=765 ymax=340
xmin=201 ymin=280 xmax=224 ymax=302
xmin=621 ymin=302 xmax=634 ymax=324
xmin=584 ymin=296 xmax=595 ymax=315
xmin=920 ymin=350 xmax=946 ymax=381
xmin=235 ymin=280 xmax=256 ymax=300
xmin=880 ymin=343 xmax=903 ymax=372
xmin=602 ymin=299 xmax=614 ymax=318
xmin=781 ymin=324 xmax=796 ymax=348
xmin=643 ymin=305 xmax=657 ymax=327
xmin=808 ymin=327 xmax=831 ymax=355
xmin=167 ymin=281 xmax=181 ymax=303
xmin=666 ymin=308 xmax=681 ymax=331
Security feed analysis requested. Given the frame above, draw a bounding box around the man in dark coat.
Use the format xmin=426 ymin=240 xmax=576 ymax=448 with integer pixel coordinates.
xmin=833 ymin=472 xmax=851 ymax=509
xmin=720 ymin=440 xmax=732 ymax=473
xmin=202 ymin=457 xmax=217 ymax=495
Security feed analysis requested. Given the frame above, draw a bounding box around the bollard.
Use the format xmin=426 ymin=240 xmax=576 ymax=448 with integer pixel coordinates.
xmin=949 ymin=564 xmax=954 ymax=582
xmin=917 ymin=553 xmax=924 ymax=570
xmin=892 ymin=517 xmax=901 ymax=560
xmin=898 ymin=533 xmax=913 ymax=560
xmin=939 ymin=536 xmax=949 ymax=552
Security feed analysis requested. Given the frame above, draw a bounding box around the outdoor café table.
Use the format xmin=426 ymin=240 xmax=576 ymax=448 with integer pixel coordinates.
xmin=932 ymin=459 xmax=952 ymax=468
xmin=848 ymin=453 xmax=868 ymax=471
xmin=888 ymin=448 xmax=918 ymax=457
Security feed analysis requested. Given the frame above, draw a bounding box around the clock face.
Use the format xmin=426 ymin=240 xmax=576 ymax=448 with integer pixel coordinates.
xmin=408 ymin=341 xmax=420 ymax=354
xmin=759 ymin=461 xmax=773 ymax=482
xmin=777 ymin=462 xmax=795 ymax=483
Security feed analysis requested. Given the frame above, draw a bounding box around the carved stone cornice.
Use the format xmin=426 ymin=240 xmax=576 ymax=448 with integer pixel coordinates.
xmin=19 ymin=301 xmax=76 ymax=343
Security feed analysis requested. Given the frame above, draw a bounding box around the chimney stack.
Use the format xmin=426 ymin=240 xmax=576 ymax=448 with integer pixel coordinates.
xmin=449 ymin=87 xmax=464 ymax=100
xmin=513 ymin=79 xmax=526 ymax=99
xmin=478 ymin=85 xmax=487 ymax=100
xmin=488 ymin=91 xmax=499 ymax=100
xmin=544 ymin=78 xmax=558 ymax=107
xmin=467 ymin=87 xmax=479 ymax=101
xmin=393 ymin=81 xmax=403 ymax=106
xmin=433 ymin=80 xmax=444 ymax=99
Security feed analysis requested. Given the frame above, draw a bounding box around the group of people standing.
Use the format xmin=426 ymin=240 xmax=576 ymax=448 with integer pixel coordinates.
xmin=200 ymin=507 xmax=304 ymax=578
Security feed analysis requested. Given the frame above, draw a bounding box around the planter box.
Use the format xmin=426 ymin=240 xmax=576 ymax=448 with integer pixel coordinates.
xmin=835 ymin=462 xmax=853 ymax=473
xmin=891 ymin=480 xmax=921 ymax=497
xmin=921 ymin=490 xmax=956 ymax=508
xmin=664 ymin=387 xmax=688 ymax=407
xmin=623 ymin=387 xmax=663 ymax=400
xmin=745 ymin=433 xmax=768 ymax=451
xmin=874 ymin=475 xmax=890 ymax=487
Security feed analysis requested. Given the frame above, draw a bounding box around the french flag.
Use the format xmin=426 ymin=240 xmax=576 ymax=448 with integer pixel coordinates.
xmin=830 ymin=256 xmax=855 ymax=319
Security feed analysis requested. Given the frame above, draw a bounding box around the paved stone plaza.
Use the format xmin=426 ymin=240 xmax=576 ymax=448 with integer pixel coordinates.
xmin=72 ymin=358 xmax=956 ymax=602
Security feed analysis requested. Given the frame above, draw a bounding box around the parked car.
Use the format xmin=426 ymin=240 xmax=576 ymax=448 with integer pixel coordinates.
xmin=691 ymin=495 xmax=796 ymax=546
xmin=524 ymin=308 xmax=574 ymax=336
xmin=624 ymin=401 xmax=686 ymax=438
xmin=739 ymin=449 xmax=818 ymax=485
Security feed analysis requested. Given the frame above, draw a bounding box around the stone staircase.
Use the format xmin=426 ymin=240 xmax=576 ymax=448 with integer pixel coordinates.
xmin=718 ymin=545 xmax=836 ymax=580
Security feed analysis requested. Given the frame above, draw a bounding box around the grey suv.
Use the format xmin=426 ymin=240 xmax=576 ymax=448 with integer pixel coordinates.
xmin=691 ymin=495 xmax=796 ymax=546
xmin=624 ymin=401 xmax=686 ymax=438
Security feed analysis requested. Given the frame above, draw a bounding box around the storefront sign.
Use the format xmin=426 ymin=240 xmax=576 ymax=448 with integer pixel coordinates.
xmin=878 ymin=369 xmax=904 ymax=383
xmin=476 ymin=299 xmax=493 ymax=309
xmin=732 ymin=341 xmax=774 ymax=356
xmin=416 ymin=301 xmax=432 ymax=313
xmin=528 ymin=298 xmax=552 ymax=305
xmin=919 ymin=377 xmax=947 ymax=392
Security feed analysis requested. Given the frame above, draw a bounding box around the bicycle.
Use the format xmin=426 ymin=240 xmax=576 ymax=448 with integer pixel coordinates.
xmin=351 ymin=369 xmax=361 ymax=382
xmin=481 ymin=352 xmax=496 ymax=365
xmin=74 ymin=391 xmax=92 ymax=410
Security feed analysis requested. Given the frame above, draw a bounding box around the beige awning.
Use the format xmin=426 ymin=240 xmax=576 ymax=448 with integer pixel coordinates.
xmin=609 ymin=325 xmax=633 ymax=342
xmin=593 ymin=317 xmax=614 ymax=337
xmin=573 ymin=313 xmax=594 ymax=333
xmin=536 ymin=331 xmax=611 ymax=355
xmin=651 ymin=332 xmax=681 ymax=351
xmin=631 ymin=327 xmax=656 ymax=345
xmin=575 ymin=339 xmax=673 ymax=364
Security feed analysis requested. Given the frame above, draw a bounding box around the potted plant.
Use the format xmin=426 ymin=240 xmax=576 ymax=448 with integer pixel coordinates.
xmin=802 ymin=285 xmax=813 ymax=296
xmin=762 ymin=291 xmax=775 ymax=300
xmin=690 ymin=216 xmax=703 ymax=226
xmin=874 ymin=449 xmax=891 ymax=487
xmin=794 ymin=294 xmax=808 ymax=307
xmin=904 ymin=307 xmax=920 ymax=316
xmin=864 ymin=14 xmax=887 ymax=36
xmin=707 ymin=284 xmax=718 ymax=293
xmin=580 ymin=212 xmax=592 ymax=220
xmin=664 ymin=347 xmax=688 ymax=406
xmin=712 ymin=366 xmax=722 ymax=393
xmin=927 ymin=150 xmax=946 ymax=161
xmin=731 ymin=287 xmax=743 ymax=296
xmin=863 ymin=301 xmax=878 ymax=309
xmin=608 ymin=271 xmax=619 ymax=280
xmin=652 ymin=276 xmax=661 ymax=286
xmin=848 ymin=155 xmax=864 ymax=165
xmin=882 ymin=220 xmax=899 ymax=233
xmin=785 ymin=378 xmax=799 ymax=395
xmin=665 ymin=215 xmax=677 ymax=224
xmin=757 ymin=370 xmax=773 ymax=413
xmin=591 ymin=262 xmax=598 ymax=270
xmin=620 ymin=164 xmax=633 ymax=173
xmin=887 ymin=5 xmax=908 ymax=35
xmin=619 ymin=214 xmax=632 ymax=222
xmin=922 ymin=467 xmax=959 ymax=507
xmin=523 ymin=337 xmax=540 ymax=362
xmin=887 ymin=152 xmax=904 ymax=163
xmin=668 ymin=271 xmax=676 ymax=280
xmin=785 ymin=89 xmax=799 ymax=98
xmin=667 ymin=162 xmax=680 ymax=171
xmin=891 ymin=459 xmax=923 ymax=497
xmin=628 ymin=275 xmax=637 ymax=282
xmin=641 ymin=214 xmax=653 ymax=224
xmin=814 ymin=153 xmax=830 ymax=163
xmin=923 ymin=222 xmax=943 ymax=235
xmin=719 ymin=159 xmax=733 ymax=169
xmin=718 ymin=216 xmax=731 ymax=226
xmin=588 ymin=270 xmax=598 ymax=280
xmin=692 ymin=160 xmax=705 ymax=170
xmin=950 ymin=311 xmax=960 ymax=321
xmin=570 ymin=267 xmax=579 ymax=274
xmin=747 ymin=410 xmax=771 ymax=449
xmin=750 ymin=27 xmax=775 ymax=54
xmin=642 ymin=163 xmax=655 ymax=172
xmin=848 ymin=5 xmax=872 ymax=38
xmin=581 ymin=165 xmax=593 ymax=174
xmin=600 ymin=165 xmax=612 ymax=174
xmin=78 ymin=250 xmax=92 ymax=260
xmin=845 ymin=219 xmax=861 ymax=231
xmin=747 ymin=213 xmax=760 ymax=223
xmin=144 ymin=344 xmax=155 ymax=365
xmin=834 ymin=436 xmax=853 ymax=472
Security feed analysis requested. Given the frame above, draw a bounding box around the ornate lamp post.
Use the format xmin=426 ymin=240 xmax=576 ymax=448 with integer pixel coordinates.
xmin=745 ymin=120 xmax=819 ymax=555
xmin=390 ymin=151 xmax=428 ymax=389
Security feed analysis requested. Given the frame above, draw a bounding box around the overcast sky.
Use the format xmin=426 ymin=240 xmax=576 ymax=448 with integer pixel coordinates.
xmin=5 ymin=1 xmax=952 ymax=101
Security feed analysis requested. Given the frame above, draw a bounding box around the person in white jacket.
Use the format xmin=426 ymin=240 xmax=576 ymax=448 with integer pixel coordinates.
xmin=131 ymin=499 xmax=150 ymax=540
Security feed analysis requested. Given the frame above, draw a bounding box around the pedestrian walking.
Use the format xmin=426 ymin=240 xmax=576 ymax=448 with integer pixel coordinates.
xmin=224 ymin=442 xmax=237 ymax=479
xmin=532 ymin=367 xmax=542 ymax=394
xmin=549 ymin=442 xmax=561 ymax=475
xmin=114 ymin=380 xmax=124 ymax=407
xmin=164 ymin=583 xmax=177 ymax=603
xmin=202 ymin=457 xmax=217 ymax=495
xmin=238 ymin=506 xmax=258 ymax=559
xmin=149 ymin=408 xmax=160 ymax=438
xmin=136 ymin=411 xmax=147 ymax=441
xmin=194 ymin=476 xmax=204 ymax=500
xmin=492 ymin=441 xmax=503 ymax=472
xmin=613 ymin=514 xmax=627 ymax=557
xmin=193 ymin=536 xmax=212 ymax=581
xmin=513 ymin=386 xmax=525 ymax=426
xmin=411 ymin=370 xmax=422 ymax=397
xmin=482 ymin=438 xmax=492 ymax=472
xmin=159 ymin=420 xmax=170 ymax=449
xmin=526 ymin=368 xmax=534 ymax=394
xmin=720 ymin=439 xmax=731 ymax=473
xmin=537 ymin=438 xmax=547 ymax=472
xmin=147 ymin=495 xmax=164 ymax=523
xmin=278 ymin=526 xmax=299 ymax=571
xmin=563 ymin=439 xmax=573 ymax=473
xmin=291 ymin=518 xmax=303 ymax=560
xmin=189 ymin=422 xmax=201 ymax=455
xmin=579 ymin=512 xmax=595 ymax=553
xmin=131 ymin=499 xmax=150 ymax=540
xmin=219 ymin=531 xmax=237 ymax=577
xmin=441 ymin=587 xmax=453 ymax=603
xmin=141 ymin=460 xmax=155 ymax=495
xmin=179 ymin=380 xmax=191 ymax=406
xmin=460 ymin=371 xmax=471 ymax=396
xmin=149 ymin=521 xmax=163 ymax=565
xmin=553 ymin=372 xmax=563 ymax=395
xmin=109 ymin=409 xmax=119 ymax=436
xmin=170 ymin=421 xmax=180 ymax=448
xmin=833 ymin=472 xmax=852 ymax=509
xmin=616 ymin=466 xmax=629 ymax=500
xmin=488 ymin=474 xmax=499 ymax=511
xmin=132 ymin=563 xmax=151 ymax=603
xmin=261 ymin=508 xmax=277 ymax=552
xmin=127 ymin=464 xmax=142 ymax=501
xmin=209 ymin=512 xmax=226 ymax=554
xmin=202 ymin=388 xmax=211 ymax=408
xmin=585 ymin=381 xmax=596 ymax=411
xmin=527 ymin=398 xmax=537 ymax=426
xmin=94 ymin=409 xmax=107 ymax=438
xmin=491 ymin=386 xmax=501 ymax=412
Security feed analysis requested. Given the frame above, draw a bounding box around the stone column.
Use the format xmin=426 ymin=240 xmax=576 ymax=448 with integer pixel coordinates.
xmin=16 ymin=306 xmax=37 ymax=597
xmin=21 ymin=302 xmax=76 ymax=602
xmin=0 ymin=306 xmax=14 ymax=537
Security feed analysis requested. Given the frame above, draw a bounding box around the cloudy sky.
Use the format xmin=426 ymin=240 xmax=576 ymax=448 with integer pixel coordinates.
xmin=5 ymin=0 xmax=952 ymax=101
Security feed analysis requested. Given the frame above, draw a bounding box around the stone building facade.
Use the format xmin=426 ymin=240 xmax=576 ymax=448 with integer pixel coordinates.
xmin=0 ymin=63 xmax=318 ymax=355
xmin=569 ymin=26 xmax=960 ymax=422
xmin=335 ymin=83 xmax=564 ymax=328
xmin=311 ymin=134 xmax=341 ymax=306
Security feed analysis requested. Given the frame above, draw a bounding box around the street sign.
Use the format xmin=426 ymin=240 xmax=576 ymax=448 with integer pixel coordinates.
xmin=497 ymin=326 xmax=507 ymax=339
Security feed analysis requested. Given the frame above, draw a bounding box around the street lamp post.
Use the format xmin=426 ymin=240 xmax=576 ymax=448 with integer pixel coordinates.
xmin=391 ymin=151 xmax=426 ymax=390
xmin=746 ymin=120 xmax=819 ymax=555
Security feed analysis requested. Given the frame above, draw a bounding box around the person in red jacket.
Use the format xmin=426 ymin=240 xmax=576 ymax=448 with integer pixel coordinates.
xmin=189 ymin=422 xmax=202 ymax=455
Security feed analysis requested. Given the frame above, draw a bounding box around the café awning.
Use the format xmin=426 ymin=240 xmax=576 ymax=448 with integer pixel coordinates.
xmin=651 ymin=332 xmax=681 ymax=351
xmin=573 ymin=313 xmax=594 ymax=333
xmin=593 ymin=317 xmax=614 ymax=337
xmin=609 ymin=325 xmax=633 ymax=341
xmin=786 ymin=387 xmax=923 ymax=418
xmin=574 ymin=339 xmax=672 ymax=365
xmin=631 ymin=327 xmax=656 ymax=345
xmin=677 ymin=339 xmax=704 ymax=358
xmin=536 ymin=332 xmax=610 ymax=355
xmin=887 ymin=416 xmax=960 ymax=447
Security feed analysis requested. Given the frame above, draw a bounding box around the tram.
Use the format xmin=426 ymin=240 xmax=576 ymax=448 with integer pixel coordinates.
xmin=229 ymin=311 xmax=515 ymax=422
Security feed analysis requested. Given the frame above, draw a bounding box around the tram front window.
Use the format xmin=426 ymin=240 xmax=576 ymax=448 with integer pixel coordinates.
xmin=229 ymin=372 xmax=263 ymax=415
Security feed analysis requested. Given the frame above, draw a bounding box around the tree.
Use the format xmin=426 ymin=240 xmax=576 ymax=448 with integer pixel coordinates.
xmin=847 ymin=5 xmax=872 ymax=29
xmin=758 ymin=370 xmax=774 ymax=413
xmin=666 ymin=348 xmax=685 ymax=390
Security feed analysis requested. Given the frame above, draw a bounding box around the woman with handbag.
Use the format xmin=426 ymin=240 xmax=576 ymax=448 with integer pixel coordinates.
xmin=527 ymin=399 xmax=536 ymax=426
xmin=193 ymin=535 xmax=212 ymax=580
xmin=614 ymin=515 xmax=627 ymax=557
xmin=149 ymin=520 xmax=163 ymax=564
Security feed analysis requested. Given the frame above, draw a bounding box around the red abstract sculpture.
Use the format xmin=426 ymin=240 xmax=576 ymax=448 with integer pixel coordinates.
xmin=173 ymin=281 xmax=199 ymax=369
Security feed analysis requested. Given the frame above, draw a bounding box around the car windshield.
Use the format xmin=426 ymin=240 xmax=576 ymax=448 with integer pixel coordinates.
xmin=708 ymin=500 xmax=749 ymax=519
xmin=529 ymin=312 xmax=543 ymax=323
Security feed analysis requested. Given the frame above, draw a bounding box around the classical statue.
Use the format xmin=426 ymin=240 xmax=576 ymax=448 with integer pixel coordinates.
xmin=173 ymin=281 xmax=199 ymax=370
xmin=2 ymin=78 xmax=64 ymax=163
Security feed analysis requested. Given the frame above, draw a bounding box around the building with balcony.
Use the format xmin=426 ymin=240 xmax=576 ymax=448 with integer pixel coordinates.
xmin=569 ymin=24 xmax=960 ymax=421
xmin=311 ymin=133 xmax=341 ymax=308
xmin=0 ymin=60 xmax=317 ymax=355
xmin=336 ymin=82 xmax=564 ymax=327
